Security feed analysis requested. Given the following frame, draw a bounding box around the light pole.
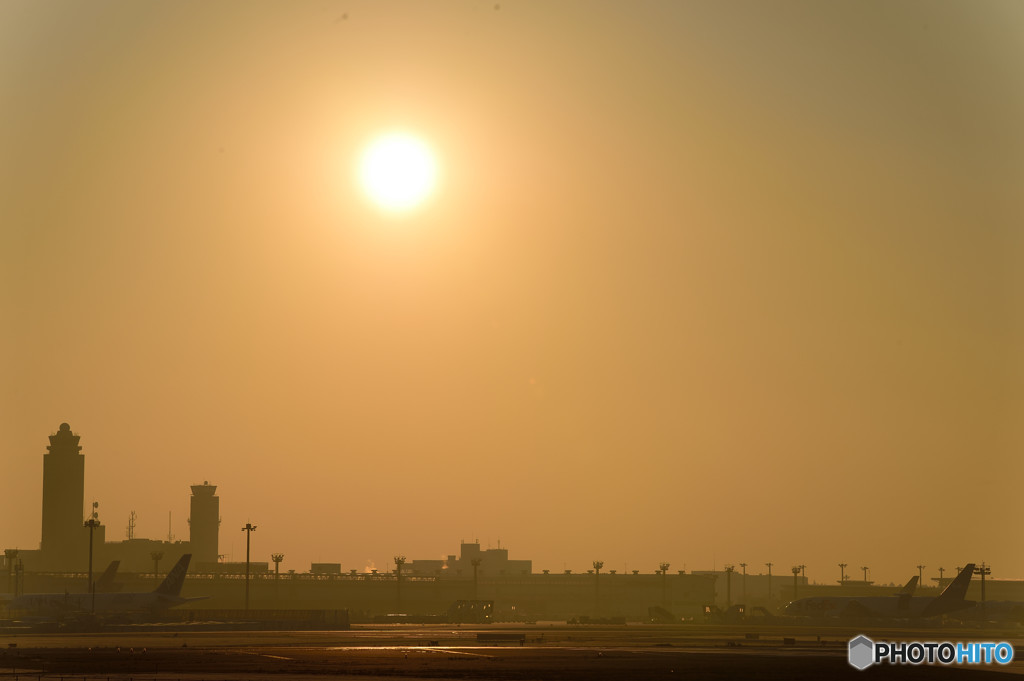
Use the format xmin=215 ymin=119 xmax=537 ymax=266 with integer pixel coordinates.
xmin=724 ymin=565 xmax=734 ymax=608
xmin=84 ymin=518 xmax=99 ymax=613
xmin=271 ymin=553 xmax=284 ymax=601
xmin=593 ymin=561 xmax=603 ymax=614
xmin=4 ymin=549 xmax=17 ymax=596
xmin=394 ymin=555 xmax=406 ymax=612
xmin=471 ymin=558 xmax=482 ymax=601
xmin=659 ymin=562 xmax=670 ymax=608
xmin=838 ymin=563 xmax=847 ymax=585
xmin=916 ymin=564 xmax=925 ymax=586
xmin=739 ymin=563 xmax=747 ymax=603
xmin=974 ymin=563 xmax=990 ymax=622
xmin=791 ymin=566 xmax=800 ymax=601
xmin=860 ymin=566 xmax=869 ymax=584
xmin=151 ymin=551 xmax=164 ymax=586
xmin=938 ymin=566 xmax=945 ymax=587
xmin=242 ymin=523 xmax=257 ymax=612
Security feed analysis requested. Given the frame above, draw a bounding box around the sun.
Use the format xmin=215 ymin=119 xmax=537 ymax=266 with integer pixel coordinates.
xmin=358 ymin=133 xmax=438 ymax=212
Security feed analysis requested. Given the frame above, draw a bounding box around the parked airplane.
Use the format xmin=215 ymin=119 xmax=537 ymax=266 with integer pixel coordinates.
xmin=6 ymin=554 xmax=202 ymax=616
xmin=783 ymin=563 xmax=975 ymax=620
xmin=0 ymin=560 xmax=119 ymax=609
xmin=952 ymin=600 xmax=1024 ymax=624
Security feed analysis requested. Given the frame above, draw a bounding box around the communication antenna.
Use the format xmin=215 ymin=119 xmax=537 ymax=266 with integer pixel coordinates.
xmin=126 ymin=510 xmax=136 ymax=540
xmin=90 ymin=501 xmax=99 ymax=521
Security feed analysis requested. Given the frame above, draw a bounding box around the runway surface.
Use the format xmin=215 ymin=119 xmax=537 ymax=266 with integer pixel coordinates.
xmin=0 ymin=623 xmax=1020 ymax=680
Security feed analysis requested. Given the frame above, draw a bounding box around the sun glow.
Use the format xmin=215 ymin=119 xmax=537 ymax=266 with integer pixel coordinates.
xmin=358 ymin=133 xmax=438 ymax=212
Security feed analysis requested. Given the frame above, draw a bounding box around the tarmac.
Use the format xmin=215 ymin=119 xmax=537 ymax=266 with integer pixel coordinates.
xmin=0 ymin=623 xmax=1020 ymax=680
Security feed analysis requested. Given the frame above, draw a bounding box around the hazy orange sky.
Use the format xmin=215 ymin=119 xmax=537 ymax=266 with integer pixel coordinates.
xmin=3 ymin=0 xmax=1022 ymax=584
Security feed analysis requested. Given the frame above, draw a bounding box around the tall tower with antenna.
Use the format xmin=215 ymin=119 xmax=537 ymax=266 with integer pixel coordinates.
xmin=188 ymin=482 xmax=220 ymax=565
xmin=40 ymin=423 xmax=86 ymax=570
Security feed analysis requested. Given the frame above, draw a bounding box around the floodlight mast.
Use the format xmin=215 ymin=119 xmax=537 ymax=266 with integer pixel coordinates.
xmin=151 ymin=551 xmax=164 ymax=585
xmin=471 ymin=558 xmax=482 ymax=600
xmin=659 ymin=562 xmax=671 ymax=608
xmin=84 ymin=519 xmax=100 ymax=613
xmin=242 ymin=523 xmax=257 ymax=611
xmin=974 ymin=563 xmax=991 ymax=621
xmin=394 ymin=555 xmax=407 ymax=612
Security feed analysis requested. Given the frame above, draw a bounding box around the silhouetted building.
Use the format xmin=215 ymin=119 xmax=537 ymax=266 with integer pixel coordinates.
xmin=97 ymin=538 xmax=190 ymax=574
xmin=312 ymin=563 xmax=342 ymax=575
xmin=40 ymin=423 xmax=89 ymax=571
xmin=453 ymin=542 xmax=532 ymax=577
xmin=405 ymin=542 xmax=532 ymax=578
xmin=188 ymin=481 xmax=220 ymax=565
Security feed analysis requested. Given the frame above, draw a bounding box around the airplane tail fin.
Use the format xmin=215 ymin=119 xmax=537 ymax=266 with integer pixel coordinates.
xmin=96 ymin=560 xmax=121 ymax=593
xmin=939 ymin=564 xmax=975 ymax=601
xmin=154 ymin=554 xmax=192 ymax=597
xmin=897 ymin=575 xmax=918 ymax=596
xmin=922 ymin=563 xmax=974 ymax=617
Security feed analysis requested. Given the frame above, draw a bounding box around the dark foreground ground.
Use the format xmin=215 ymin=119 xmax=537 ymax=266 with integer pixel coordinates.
xmin=0 ymin=623 xmax=1020 ymax=680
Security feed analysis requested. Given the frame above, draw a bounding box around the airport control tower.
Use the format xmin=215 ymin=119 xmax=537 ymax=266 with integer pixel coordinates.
xmin=40 ymin=422 xmax=85 ymax=570
xmin=189 ymin=481 xmax=220 ymax=565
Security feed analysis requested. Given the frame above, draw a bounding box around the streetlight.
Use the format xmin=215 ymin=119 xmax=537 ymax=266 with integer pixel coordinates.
xmin=593 ymin=561 xmax=604 ymax=614
xmin=242 ymin=523 xmax=257 ymax=611
xmin=724 ymin=565 xmax=734 ymax=608
xmin=765 ymin=563 xmax=773 ymax=603
xmin=916 ymin=564 xmax=925 ymax=586
xmin=84 ymin=518 xmax=100 ymax=613
xmin=739 ymin=563 xmax=748 ymax=603
xmin=791 ymin=566 xmax=800 ymax=601
xmin=150 ymin=551 xmax=164 ymax=586
xmin=838 ymin=563 xmax=847 ymax=585
xmin=860 ymin=566 xmax=869 ymax=584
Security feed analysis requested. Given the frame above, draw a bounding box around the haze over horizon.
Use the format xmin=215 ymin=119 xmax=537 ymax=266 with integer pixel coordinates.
xmin=3 ymin=0 xmax=1022 ymax=586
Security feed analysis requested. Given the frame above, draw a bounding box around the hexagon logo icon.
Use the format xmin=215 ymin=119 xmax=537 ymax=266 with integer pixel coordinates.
xmin=849 ymin=635 xmax=875 ymax=670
